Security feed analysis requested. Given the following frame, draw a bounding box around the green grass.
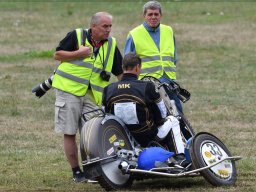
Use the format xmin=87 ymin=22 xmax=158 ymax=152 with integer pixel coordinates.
xmin=0 ymin=1 xmax=256 ymax=192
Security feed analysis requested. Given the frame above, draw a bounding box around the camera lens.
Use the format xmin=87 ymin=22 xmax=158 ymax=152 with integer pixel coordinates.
xmin=32 ymin=75 xmax=53 ymax=98
xmin=41 ymin=76 xmax=53 ymax=91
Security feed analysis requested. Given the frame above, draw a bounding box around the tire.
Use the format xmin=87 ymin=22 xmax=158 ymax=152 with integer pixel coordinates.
xmin=190 ymin=132 xmax=237 ymax=186
xmin=95 ymin=119 xmax=134 ymax=191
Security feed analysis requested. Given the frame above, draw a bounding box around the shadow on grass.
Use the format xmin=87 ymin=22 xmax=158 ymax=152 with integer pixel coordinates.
xmin=131 ymin=176 xmax=207 ymax=191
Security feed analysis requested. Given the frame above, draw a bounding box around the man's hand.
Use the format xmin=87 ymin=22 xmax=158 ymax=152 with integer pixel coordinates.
xmin=77 ymin=45 xmax=93 ymax=58
xmin=54 ymin=46 xmax=93 ymax=61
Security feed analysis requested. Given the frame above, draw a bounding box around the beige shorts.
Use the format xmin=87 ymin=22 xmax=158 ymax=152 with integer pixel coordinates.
xmin=54 ymin=89 xmax=102 ymax=135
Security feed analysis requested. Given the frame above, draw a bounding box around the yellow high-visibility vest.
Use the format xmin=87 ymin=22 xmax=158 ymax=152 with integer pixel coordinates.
xmin=129 ymin=24 xmax=176 ymax=80
xmin=52 ymin=28 xmax=116 ymax=105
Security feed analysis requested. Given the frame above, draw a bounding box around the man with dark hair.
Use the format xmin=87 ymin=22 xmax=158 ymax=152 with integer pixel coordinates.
xmin=102 ymin=53 xmax=188 ymax=167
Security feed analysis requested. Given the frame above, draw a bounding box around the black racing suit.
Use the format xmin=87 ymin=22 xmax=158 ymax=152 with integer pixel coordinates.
xmin=102 ymin=73 xmax=165 ymax=147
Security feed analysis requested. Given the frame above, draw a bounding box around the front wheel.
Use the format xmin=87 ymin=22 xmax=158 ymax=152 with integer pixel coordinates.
xmin=190 ymin=132 xmax=237 ymax=186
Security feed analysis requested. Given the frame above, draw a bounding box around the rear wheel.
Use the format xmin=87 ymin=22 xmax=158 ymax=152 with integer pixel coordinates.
xmin=96 ymin=119 xmax=134 ymax=191
xmin=190 ymin=132 xmax=237 ymax=186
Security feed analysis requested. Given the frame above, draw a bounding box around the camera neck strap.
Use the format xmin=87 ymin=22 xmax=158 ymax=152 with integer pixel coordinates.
xmin=83 ymin=28 xmax=112 ymax=72
xmin=102 ymin=37 xmax=112 ymax=71
xmin=81 ymin=28 xmax=87 ymax=46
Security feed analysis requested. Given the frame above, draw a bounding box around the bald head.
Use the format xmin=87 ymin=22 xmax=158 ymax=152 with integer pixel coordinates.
xmin=90 ymin=12 xmax=113 ymax=41
xmin=90 ymin=12 xmax=113 ymax=26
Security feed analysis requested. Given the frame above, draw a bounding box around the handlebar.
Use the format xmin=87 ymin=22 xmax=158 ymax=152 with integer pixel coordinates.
xmin=141 ymin=76 xmax=191 ymax=103
xmin=158 ymin=82 xmax=190 ymax=103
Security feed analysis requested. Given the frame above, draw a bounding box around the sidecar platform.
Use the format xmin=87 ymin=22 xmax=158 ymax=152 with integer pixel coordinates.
xmin=127 ymin=156 xmax=242 ymax=177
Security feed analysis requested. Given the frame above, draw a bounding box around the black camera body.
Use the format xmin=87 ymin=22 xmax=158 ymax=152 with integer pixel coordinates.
xmin=100 ymin=71 xmax=110 ymax=81
xmin=32 ymin=75 xmax=53 ymax=98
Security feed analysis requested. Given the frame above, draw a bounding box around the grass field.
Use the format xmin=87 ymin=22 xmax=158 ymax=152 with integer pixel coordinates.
xmin=0 ymin=1 xmax=255 ymax=192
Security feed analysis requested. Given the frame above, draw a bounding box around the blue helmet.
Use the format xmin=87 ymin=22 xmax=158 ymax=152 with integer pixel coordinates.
xmin=138 ymin=147 xmax=174 ymax=170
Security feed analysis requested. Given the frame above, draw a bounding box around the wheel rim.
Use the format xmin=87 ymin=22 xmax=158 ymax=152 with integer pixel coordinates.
xmin=101 ymin=125 xmax=131 ymax=185
xmin=200 ymin=140 xmax=233 ymax=179
xmin=101 ymin=160 xmax=130 ymax=185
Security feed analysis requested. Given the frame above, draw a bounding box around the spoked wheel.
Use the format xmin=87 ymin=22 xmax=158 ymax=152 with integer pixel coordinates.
xmin=190 ymin=132 xmax=237 ymax=186
xmin=96 ymin=119 xmax=134 ymax=191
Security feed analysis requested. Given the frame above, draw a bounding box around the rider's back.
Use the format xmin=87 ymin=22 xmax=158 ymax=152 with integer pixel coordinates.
xmin=102 ymin=73 xmax=165 ymax=147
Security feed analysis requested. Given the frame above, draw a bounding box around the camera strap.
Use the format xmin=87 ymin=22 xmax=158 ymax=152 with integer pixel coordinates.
xmin=81 ymin=28 xmax=87 ymax=46
xmin=102 ymin=37 xmax=112 ymax=72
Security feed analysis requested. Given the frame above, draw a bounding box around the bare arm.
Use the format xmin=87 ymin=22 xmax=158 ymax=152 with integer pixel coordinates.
xmin=54 ymin=45 xmax=93 ymax=62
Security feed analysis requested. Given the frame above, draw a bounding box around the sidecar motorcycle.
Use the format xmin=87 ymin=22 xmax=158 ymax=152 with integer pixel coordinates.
xmin=80 ymin=76 xmax=241 ymax=191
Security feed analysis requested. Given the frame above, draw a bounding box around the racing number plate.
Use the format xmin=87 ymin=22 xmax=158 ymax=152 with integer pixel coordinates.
xmin=201 ymin=141 xmax=233 ymax=179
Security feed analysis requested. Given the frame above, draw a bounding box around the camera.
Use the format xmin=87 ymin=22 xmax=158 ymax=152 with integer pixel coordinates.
xmin=32 ymin=75 xmax=54 ymax=98
xmin=100 ymin=71 xmax=110 ymax=81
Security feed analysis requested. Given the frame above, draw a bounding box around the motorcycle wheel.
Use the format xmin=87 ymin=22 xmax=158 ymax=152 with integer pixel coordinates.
xmin=190 ymin=132 xmax=237 ymax=186
xmin=96 ymin=119 xmax=134 ymax=191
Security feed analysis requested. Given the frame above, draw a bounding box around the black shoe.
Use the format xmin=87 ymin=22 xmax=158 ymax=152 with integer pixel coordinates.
xmin=171 ymin=153 xmax=191 ymax=168
xmin=73 ymin=171 xmax=87 ymax=183
xmin=175 ymin=158 xmax=190 ymax=168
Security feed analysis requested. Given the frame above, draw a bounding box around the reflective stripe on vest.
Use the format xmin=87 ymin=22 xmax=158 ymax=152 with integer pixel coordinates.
xmin=55 ymin=69 xmax=89 ymax=85
xmin=90 ymin=84 xmax=104 ymax=93
xmin=69 ymin=60 xmax=93 ymax=68
xmin=141 ymin=65 xmax=162 ymax=74
xmin=52 ymin=28 xmax=116 ymax=105
xmin=130 ymin=24 xmax=176 ymax=80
